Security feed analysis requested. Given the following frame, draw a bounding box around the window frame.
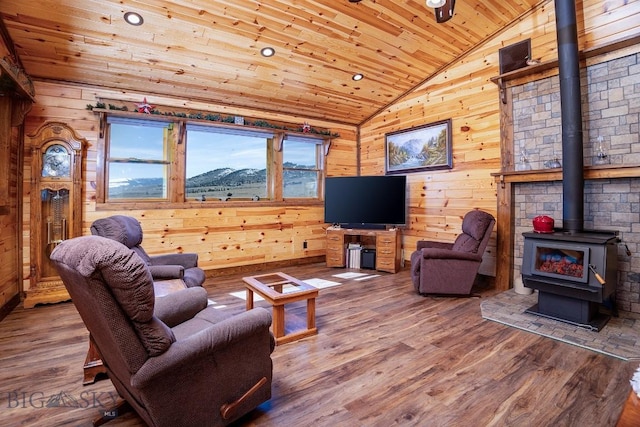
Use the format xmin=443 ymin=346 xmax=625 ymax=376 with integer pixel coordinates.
xmin=184 ymin=123 xmax=276 ymax=202
xmin=104 ymin=116 xmax=174 ymax=202
xmin=95 ymin=112 xmax=329 ymax=209
xmin=282 ymin=135 xmax=324 ymax=200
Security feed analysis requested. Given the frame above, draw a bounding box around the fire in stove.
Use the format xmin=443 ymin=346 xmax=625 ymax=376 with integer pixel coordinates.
xmin=535 ymin=248 xmax=584 ymax=278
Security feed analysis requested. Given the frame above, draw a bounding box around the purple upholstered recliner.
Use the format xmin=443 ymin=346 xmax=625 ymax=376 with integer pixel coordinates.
xmin=91 ymin=215 xmax=206 ymax=288
xmin=51 ymin=235 xmax=275 ymax=427
xmin=410 ymin=210 xmax=495 ymax=296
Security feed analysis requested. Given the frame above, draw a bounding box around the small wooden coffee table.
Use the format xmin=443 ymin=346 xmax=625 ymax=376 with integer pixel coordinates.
xmin=243 ymin=272 xmax=318 ymax=345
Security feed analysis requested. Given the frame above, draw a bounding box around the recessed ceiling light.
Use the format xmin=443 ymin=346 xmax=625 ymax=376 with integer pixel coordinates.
xmin=124 ymin=12 xmax=144 ymax=26
xmin=261 ymin=47 xmax=275 ymax=57
xmin=352 ymin=73 xmax=364 ymax=81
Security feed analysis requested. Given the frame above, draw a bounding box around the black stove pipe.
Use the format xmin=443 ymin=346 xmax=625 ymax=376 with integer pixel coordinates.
xmin=555 ymin=0 xmax=584 ymax=233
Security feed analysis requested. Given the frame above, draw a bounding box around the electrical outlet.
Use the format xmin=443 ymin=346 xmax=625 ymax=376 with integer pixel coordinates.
xmin=303 ymin=241 xmax=308 ymax=249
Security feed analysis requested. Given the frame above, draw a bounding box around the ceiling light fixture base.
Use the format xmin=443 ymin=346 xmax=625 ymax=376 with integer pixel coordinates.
xmin=124 ymin=12 xmax=144 ymax=26
xmin=426 ymin=0 xmax=446 ymax=8
xmin=260 ymin=47 xmax=275 ymax=57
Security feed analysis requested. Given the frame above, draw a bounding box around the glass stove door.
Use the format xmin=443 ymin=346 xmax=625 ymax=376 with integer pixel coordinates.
xmin=531 ymin=242 xmax=590 ymax=284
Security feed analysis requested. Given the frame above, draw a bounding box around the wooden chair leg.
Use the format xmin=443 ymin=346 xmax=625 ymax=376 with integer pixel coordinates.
xmin=84 ymin=334 xmax=107 ymax=385
xmin=220 ymin=377 xmax=267 ymax=421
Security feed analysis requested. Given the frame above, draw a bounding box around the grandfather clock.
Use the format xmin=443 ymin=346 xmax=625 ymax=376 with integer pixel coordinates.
xmin=24 ymin=122 xmax=85 ymax=308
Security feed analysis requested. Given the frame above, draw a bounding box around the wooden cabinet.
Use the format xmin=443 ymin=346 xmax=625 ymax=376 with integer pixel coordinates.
xmin=325 ymin=227 xmax=401 ymax=273
xmin=326 ymin=230 xmax=346 ymax=268
xmin=375 ymin=232 xmax=400 ymax=273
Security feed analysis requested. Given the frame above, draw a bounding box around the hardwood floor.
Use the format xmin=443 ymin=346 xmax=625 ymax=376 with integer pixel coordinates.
xmin=1 ymin=263 xmax=636 ymax=426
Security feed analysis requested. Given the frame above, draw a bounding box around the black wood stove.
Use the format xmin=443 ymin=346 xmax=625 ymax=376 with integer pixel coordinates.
xmin=522 ymin=230 xmax=618 ymax=330
xmin=520 ymin=0 xmax=620 ymax=331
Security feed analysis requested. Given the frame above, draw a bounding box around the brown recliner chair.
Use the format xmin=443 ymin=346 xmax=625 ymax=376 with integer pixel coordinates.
xmin=410 ymin=210 xmax=495 ymax=296
xmin=91 ymin=215 xmax=206 ymax=288
xmin=51 ymin=235 xmax=275 ymax=427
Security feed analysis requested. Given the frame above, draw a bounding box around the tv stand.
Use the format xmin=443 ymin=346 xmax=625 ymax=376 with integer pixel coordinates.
xmin=338 ymin=223 xmax=387 ymax=230
xmin=326 ymin=227 xmax=401 ymax=273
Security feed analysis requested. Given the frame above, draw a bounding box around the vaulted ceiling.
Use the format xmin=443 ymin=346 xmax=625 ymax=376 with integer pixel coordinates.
xmin=0 ymin=0 xmax=543 ymax=125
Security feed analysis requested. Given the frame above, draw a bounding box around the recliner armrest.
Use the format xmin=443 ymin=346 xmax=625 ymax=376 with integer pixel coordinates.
xmin=416 ymin=240 xmax=454 ymax=251
xmin=154 ymin=287 xmax=208 ymax=327
xmin=149 ymin=264 xmax=184 ymax=279
xmin=420 ymin=247 xmax=483 ymax=262
xmin=150 ymin=253 xmax=199 ymax=269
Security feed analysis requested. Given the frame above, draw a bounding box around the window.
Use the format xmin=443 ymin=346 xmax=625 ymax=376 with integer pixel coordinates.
xmin=99 ymin=114 xmax=327 ymax=205
xmin=185 ymin=125 xmax=271 ymax=201
xmin=283 ymin=136 xmax=322 ymax=198
xmin=106 ymin=117 xmax=171 ymax=200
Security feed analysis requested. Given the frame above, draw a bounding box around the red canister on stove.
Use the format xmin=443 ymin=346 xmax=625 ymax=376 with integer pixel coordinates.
xmin=533 ymin=215 xmax=555 ymax=233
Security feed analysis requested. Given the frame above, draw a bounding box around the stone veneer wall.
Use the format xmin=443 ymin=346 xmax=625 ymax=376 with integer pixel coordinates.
xmin=511 ymin=52 xmax=640 ymax=313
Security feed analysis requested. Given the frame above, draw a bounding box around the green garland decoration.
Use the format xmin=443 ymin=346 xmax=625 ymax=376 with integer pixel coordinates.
xmin=86 ymin=102 xmax=339 ymax=137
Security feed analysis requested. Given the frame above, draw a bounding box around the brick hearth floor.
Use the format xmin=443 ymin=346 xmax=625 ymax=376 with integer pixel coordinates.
xmin=481 ymin=290 xmax=640 ymax=361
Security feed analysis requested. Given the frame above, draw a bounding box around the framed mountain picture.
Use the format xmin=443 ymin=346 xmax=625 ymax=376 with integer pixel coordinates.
xmin=385 ymin=119 xmax=452 ymax=174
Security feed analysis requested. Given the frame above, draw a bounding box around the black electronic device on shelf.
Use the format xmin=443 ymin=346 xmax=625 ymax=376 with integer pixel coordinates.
xmin=324 ymin=175 xmax=407 ymax=230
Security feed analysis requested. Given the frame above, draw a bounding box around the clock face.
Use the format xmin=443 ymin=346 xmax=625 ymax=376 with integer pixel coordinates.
xmin=42 ymin=144 xmax=71 ymax=177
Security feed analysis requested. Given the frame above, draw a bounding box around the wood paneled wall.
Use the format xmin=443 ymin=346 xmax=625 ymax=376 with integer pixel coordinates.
xmin=15 ymin=0 xmax=640 ymax=299
xmin=21 ymin=84 xmax=358 ymax=293
xmin=358 ymin=0 xmax=639 ymax=279
xmin=0 ymin=34 xmax=25 ymax=315
xmin=0 ymin=98 xmax=21 ymax=313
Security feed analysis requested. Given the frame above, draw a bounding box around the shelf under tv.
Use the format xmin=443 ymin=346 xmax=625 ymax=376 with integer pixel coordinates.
xmin=325 ymin=227 xmax=401 ymax=273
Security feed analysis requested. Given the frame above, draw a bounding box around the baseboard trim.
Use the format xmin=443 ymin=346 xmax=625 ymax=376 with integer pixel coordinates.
xmin=205 ymin=256 xmax=326 ymax=278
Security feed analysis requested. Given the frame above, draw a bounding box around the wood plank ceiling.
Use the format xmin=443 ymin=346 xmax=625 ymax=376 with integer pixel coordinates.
xmin=0 ymin=0 xmax=542 ymax=125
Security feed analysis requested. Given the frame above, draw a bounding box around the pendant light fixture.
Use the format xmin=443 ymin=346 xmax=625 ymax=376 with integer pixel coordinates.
xmin=426 ymin=0 xmax=446 ymax=8
xmin=433 ymin=0 xmax=456 ymax=23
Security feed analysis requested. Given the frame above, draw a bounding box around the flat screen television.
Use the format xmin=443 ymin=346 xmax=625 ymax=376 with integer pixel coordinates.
xmin=324 ymin=175 xmax=407 ymax=229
